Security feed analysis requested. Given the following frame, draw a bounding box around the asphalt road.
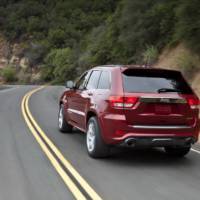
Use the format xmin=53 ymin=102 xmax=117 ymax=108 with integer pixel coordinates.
xmin=1 ymin=85 xmax=200 ymax=200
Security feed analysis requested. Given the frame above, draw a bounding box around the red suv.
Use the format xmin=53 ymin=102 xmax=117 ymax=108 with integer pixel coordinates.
xmin=58 ymin=65 xmax=200 ymax=158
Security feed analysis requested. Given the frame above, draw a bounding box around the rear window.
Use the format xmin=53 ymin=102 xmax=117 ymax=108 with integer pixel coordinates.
xmin=122 ymin=69 xmax=193 ymax=94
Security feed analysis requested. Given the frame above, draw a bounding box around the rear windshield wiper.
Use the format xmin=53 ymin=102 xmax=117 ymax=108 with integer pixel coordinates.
xmin=157 ymin=88 xmax=181 ymax=93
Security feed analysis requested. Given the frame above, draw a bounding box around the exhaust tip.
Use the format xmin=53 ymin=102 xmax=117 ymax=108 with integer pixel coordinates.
xmin=125 ymin=138 xmax=136 ymax=146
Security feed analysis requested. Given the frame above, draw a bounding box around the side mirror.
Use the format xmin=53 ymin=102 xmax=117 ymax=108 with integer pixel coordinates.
xmin=65 ymin=81 xmax=75 ymax=89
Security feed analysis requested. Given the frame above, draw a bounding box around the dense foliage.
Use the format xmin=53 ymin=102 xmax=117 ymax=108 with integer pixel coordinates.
xmin=0 ymin=0 xmax=200 ymax=83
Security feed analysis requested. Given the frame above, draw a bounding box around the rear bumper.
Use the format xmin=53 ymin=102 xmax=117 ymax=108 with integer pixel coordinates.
xmin=100 ymin=114 xmax=200 ymax=145
xmin=121 ymin=137 xmax=196 ymax=148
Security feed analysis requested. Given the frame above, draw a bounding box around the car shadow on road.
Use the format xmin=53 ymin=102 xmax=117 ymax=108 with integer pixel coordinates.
xmin=72 ymin=128 xmax=194 ymax=168
xmin=108 ymin=147 xmax=193 ymax=167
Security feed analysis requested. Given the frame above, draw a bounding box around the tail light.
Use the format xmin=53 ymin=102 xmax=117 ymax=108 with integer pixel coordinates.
xmin=109 ymin=96 xmax=139 ymax=108
xmin=186 ymin=97 xmax=200 ymax=109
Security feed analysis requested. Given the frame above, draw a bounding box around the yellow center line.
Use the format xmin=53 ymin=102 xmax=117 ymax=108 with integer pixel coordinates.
xmin=22 ymin=86 xmax=103 ymax=200
xmin=22 ymin=91 xmax=87 ymax=200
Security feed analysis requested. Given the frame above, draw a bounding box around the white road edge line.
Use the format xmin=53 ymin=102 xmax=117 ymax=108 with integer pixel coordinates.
xmin=191 ymin=148 xmax=200 ymax=154
xmin=0 ymin=86 xmax=19 ymax=93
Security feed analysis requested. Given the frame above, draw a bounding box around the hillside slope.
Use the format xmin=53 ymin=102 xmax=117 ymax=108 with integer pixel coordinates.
xmin=154 ymin=44 xmax=200 ymax=97
xmin=0 ymin=0 xmax=200 ymax=84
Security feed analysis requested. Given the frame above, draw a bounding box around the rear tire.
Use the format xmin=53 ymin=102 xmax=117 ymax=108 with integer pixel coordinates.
xmin=164 ymin=146 xmax=191 ymax=157
xmin=58 ymin=105 xmax=73 ymax=133
xmin=86 ymin=117 xmax=110 ymax=158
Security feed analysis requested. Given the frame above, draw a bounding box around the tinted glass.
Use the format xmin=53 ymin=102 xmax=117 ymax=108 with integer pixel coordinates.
xmin=76 ymin=72 xmax=90 ymax=90
xmin=122 ymin=69 xmax=193 ymax=94
xmin=86 ymin=70 xmax=101 ymax=89
xmin=98 ymin=71 xmax=110 ymax=89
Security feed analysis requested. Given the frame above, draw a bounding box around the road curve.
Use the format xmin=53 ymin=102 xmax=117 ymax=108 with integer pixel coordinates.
xmin=0 ymin=86 xmax=76 ymax=200
xmin=0 ymin=85 xmax=200 ymax=200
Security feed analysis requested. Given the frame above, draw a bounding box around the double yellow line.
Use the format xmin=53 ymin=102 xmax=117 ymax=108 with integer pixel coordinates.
xmin=21 ymin=86 xmax=103 ymax=200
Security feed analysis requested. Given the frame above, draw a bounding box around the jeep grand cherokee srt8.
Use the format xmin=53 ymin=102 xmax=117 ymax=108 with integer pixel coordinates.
xmin=58 ymin=66 xmax=200 ymax=158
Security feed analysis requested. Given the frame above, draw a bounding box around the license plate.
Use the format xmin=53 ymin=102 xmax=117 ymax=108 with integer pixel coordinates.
xmin=155 ymin=105 xmax=171 ymax=114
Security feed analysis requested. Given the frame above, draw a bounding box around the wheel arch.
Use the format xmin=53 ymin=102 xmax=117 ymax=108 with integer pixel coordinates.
xmin=86 ymin=110 xmax=97 ymax=124
xmin=59 ymin=100 xmax=63 ymax=106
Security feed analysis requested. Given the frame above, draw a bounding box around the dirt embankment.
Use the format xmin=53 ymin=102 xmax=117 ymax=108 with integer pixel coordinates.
xmin=154 ymin=44 xmax=200 ymax=98
xmin=0 ymin=35 xmax=41 ymax=84
xmin=0 ymin=35 xmax=25 ymax=69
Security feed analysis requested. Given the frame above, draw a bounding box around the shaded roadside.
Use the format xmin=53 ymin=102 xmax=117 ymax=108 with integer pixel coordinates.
xmin=0 ymin=85 xmax=9 ymax=90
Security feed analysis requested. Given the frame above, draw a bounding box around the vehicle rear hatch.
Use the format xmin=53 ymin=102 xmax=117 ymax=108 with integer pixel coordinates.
xmin=121 ymin=68 xmax=199 ymax=128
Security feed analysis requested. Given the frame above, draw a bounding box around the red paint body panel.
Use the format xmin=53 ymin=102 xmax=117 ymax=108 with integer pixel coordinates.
xmin=60 ymin=66 xmax=200 ymax=146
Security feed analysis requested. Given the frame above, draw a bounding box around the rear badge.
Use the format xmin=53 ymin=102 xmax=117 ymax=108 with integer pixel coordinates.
xmin=160 ymin=98 xmax=170 ymax=103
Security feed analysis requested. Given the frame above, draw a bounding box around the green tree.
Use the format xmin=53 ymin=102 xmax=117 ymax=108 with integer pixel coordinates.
xmin=43 ymin=48 xmax=76 ymax=83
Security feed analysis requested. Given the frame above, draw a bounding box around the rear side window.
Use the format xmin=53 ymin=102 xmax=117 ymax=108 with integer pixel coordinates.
xmin=86 ymin=70 xmax=101 ymax=89
xmin=122 ymin=69 xmax=193 ymax=94
xmin=98 ymin=71 xmax=110 ymax=89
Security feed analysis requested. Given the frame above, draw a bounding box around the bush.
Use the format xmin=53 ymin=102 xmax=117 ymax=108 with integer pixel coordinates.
xmin=143 ymin=45 xmax=158 ymax=66
xmin=1 ymin=67 xmax=17 ymax=82
xmin=40 ymin=65 xmax=54 ymax=82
